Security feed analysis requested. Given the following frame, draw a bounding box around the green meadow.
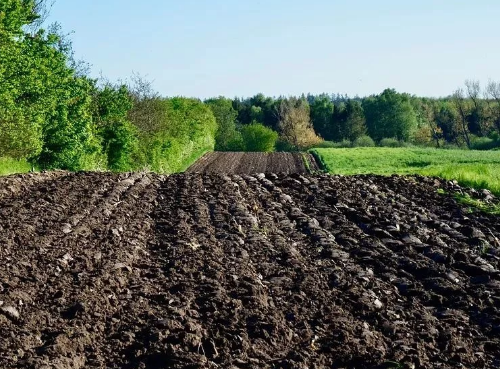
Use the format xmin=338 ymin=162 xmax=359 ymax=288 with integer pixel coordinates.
xmin=311 ymin=147 xmax=500 ymax=196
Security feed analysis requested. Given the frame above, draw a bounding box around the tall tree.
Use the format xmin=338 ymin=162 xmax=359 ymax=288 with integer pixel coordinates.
xmin=205 ymin=97 xmax=241 ymax=151
xmin=465 ymin=80 xmax=484 ymax=136
xmin=276 ymin=98 xmax=321 ymax=149
xmin=249 ymin=93 xmax=278 ymax=130
xmin=343 ymin=100 xmax=367 ymax=141
xmin=310 ymin=95 xmax=334 ymax=140
xmin=435 ymin=102 xmax=463 ymax=146
xmin=452 ymin=88 xmax=471 ymax=148
xmin=363 ymin=89 xmax=417 ymax=141
xmin=486 ymin=80 xmax=500 ymax=135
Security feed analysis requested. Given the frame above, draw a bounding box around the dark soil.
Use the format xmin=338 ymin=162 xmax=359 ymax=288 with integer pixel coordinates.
xmin=186 ymin=152 xmax=320 ymax=174
xmin=0 ymin=171 xmax=499 ymax=368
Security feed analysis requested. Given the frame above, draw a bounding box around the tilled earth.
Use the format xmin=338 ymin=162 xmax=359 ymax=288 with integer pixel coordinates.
xmin=0 ymin=171 xmax=500 ymax=368
xmin=186 ymin=152 xmax=320 ymax=174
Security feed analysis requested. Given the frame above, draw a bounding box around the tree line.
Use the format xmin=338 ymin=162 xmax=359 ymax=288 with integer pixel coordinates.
xmin=2 ymin=1 xmax=499 ymax=175
xmin=214 ymin=84 xmax=500 ymax=151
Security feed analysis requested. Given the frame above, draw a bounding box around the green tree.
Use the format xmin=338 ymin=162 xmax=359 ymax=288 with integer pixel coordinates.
xmin=310 ymin=95 xmax=334 ymax=140
xmin=486 ymin=80 xmax=500 ymax=135
xmin=452 ymin=88 xmax=472 ymax=148
xmin=38 ymin=76 xmax=104 ymax=170
xmin=341 ymin=100 xmax=367 ymax=141
xmin=240 ymin=123 xmax=278 ymax=152
xmin=276 ymin=97 xmax=321 ymax=149
xmin=329 ymin=101 xmax=367 ymax=142
xmin=132 ymin=97 xmax=217 ymax=173
xmin=0 ymin=1 xmax=102 ymax=169
xmin=363 ymin=89 xmax=418 ymax=141
xmin=435 ymin=102 xmax=462 ymax=146
xmin=205 ymin=97 xmax=241 ymax=151
xmin=92 ymin=84 xmax=138 ymax=171
xmin=465 ymin=80 xmax=485 ymax=136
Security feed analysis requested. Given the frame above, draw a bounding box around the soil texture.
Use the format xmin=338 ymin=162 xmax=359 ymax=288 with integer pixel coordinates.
xmin=0 ymin=171 xmax=499 ymax=368
xmin=185 ymin=152 xmax=320 ymax=174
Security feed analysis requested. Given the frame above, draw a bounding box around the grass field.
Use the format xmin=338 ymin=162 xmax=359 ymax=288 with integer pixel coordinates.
xmin=0 ymin=157 xmax=32 ymax=176
xmin=311 ymin=147 xmax=500 ymax=196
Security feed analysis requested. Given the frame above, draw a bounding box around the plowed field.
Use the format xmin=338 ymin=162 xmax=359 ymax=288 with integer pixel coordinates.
xmin=1 ymin=170 xmax=500 ymax=368
xmin=186 ymin=152 xmax=320 ymax=174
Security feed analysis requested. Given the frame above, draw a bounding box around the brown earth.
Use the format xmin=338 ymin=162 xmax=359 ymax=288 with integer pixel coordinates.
xmin=186 ymin=152 xmax=320 ymax=174
xmin=0 ymin=171 xmax=499 ymax=369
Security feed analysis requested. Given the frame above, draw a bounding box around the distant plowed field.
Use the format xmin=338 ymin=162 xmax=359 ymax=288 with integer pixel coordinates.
xmin=1 ymin=170 xmax=500 ymax=368
xmin=186 ymin=152 xmax=320 ymax=174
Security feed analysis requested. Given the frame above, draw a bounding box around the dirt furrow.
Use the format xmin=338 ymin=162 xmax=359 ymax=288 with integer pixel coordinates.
xmin=0 ymin=173 xmax=161 ymax=369
xmin=0 ymin=171 xmax=69 ymax=203
xmin=1 ymin=172 xmax=499 ymax=369
xmin=186 ymin=152 xmax=317 ymax=174
xmin=275 ymin=173 xmax=500 ymax=367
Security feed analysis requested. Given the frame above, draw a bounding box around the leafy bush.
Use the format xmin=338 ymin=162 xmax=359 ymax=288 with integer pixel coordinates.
xmin=470 ymin=134 xmax=500 ymax=151
xmin=353 ymin=135 xmax=376 ymax=147
xmin=99 ymin=121 xmax=139 ymax=171
xmin=240 ymin=123 xmax=278 ymax=152
xmin=38 ymin=77 xmax=105 ymax=171
xmin=205 ymin=97 xmax=241 ymax=151
xmin=379 ymin=138 xmax=403 ymax=148
xmin=224 ymin=131 xmax=245 ymax=151
xmin=132 ymin=97 xmax=217 ymax=173
xmin=92 ymin=84 xmax=138 ymax=171
xmin=275 ymin=138 xmax=298 ymax=152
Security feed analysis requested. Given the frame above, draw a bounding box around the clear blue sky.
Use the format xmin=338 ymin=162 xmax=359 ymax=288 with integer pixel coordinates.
xmin=47 ymin=0 xmax=500 ymax=99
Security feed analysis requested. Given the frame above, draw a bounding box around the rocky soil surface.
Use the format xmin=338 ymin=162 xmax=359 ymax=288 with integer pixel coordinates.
xmin=0 ymin=171 xmax=499 ymax=368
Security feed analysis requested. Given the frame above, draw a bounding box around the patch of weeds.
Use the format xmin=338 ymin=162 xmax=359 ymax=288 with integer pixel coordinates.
xmin=437 ymin=188 xmax=446 ymax=195
xmin=301 ymin=152 xmax=312 ymax=173
xmin=437 ymin=188 xmax=499 ymax=215
xmin=481 ymin=241 xmax=491 ymax=255
xmin=308 ymin=149 xmax=328 ymax=172
xmin=454 ymin=193 xmax=500 ymax=216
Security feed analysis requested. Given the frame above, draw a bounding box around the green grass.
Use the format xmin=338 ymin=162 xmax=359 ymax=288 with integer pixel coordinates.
xmin=453 ymin=193 xmax=500 ymax=215
xmin=311 ymin=147 xmax=500 ymax=196
xmin=0 ymin=157 xmax=33 ymax=176
xmin=437 ymin=188 xmax=500 ymax=216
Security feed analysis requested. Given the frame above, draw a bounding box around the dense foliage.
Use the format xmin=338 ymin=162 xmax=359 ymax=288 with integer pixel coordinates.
xmin=240 ymin=123 xmax=278 ymax=152
xmin=0 ymin=1 xmax=218 ymax=173
xmin=134 ymin=97 xmax=217 ymax=173
xmin=204 ymin=97 xmax=242 ymax=151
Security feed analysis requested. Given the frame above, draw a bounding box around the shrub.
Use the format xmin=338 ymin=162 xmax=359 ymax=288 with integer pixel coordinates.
xmin=470 ymin=134 xmax=500 ymax=150
xmin=275 ymin=138 xmax=298 ymax=152
xmin=240 ymin=122 xmax=278 ymax=152
xmin=353 ymin=135 xmax=376 ymax=147
xmin=38 ymin=78 xmax=105 ymax=171
xmin=225 ymin=132 xmax=245 ymax=151
xmin=379 ymin=137 xmax=403 ymax=148
xmin=205 ymin=97 xmax=240 ymax=151
xmin=310 ymin=140 xmax=352 ymax=149
xmin=132 ymin=97 xmax=217 ymax=173
xmin=92 ymin=84 xmax=139 ymax=171
xmin=99 ymin=121 xmax=139 ymax=171
xmin=412 ymin=125 xmax=434 ymax=146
